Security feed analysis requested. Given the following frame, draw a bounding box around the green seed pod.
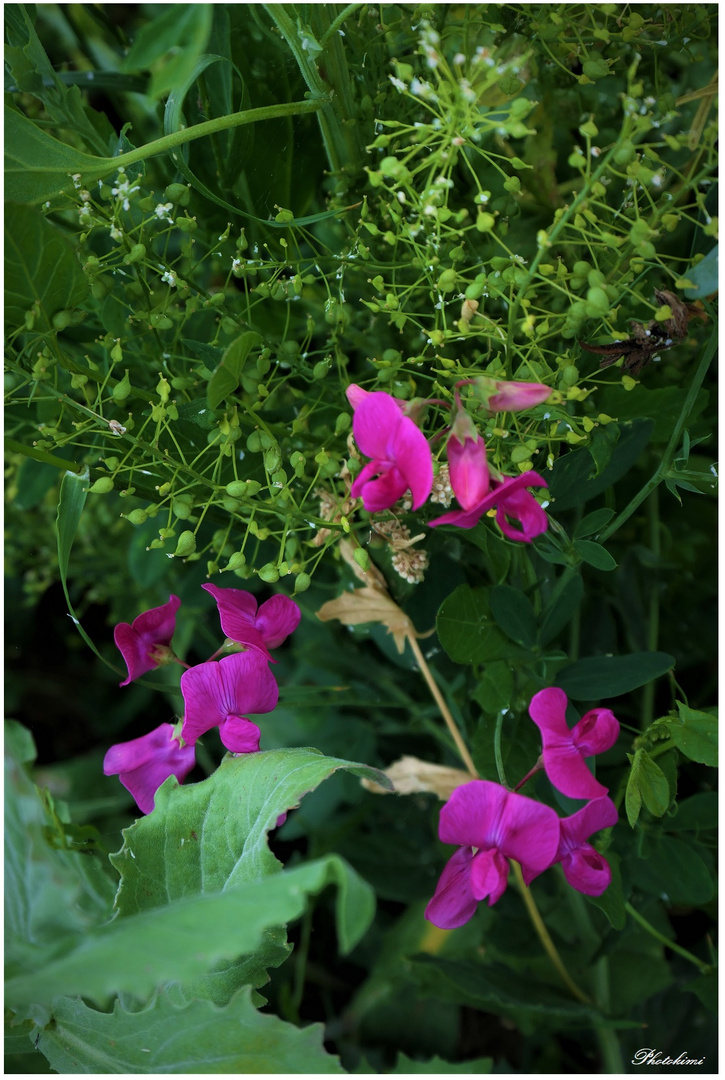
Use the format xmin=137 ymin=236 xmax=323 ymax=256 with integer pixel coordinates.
xmin=353 ymin=548 xmax=369 ymax=571
xmin=70 ymin=373 xmax=88 ymax=389
xmin=89 ymin=476 xmax=114 ymax=494
xmin=125 ymin=509 xmax=148 ymax=525
xmin=172 ymin=496 xmax=194 ymax=519
xmin=110 ymin=341 xmax=123 ymax=363
xmin=177 ymin=215 xmax=198 ymax=233
xmin=225 ymin=480 xmax=248 ymax=498
xmin=246 ymin=431 xmax=262 ymax=454
xmin=124 ymin=242 xmax=146 ymax=265
xmin=258 ymin=563 xmax=279 ymax=583
xmin=313 ymin=359 xmax=331 ymax=379
xmin=245 ymin=480 xmax=262 ymax=497
xmin=224 ymin=552 xmax=247 ymax=571
xmin=222 ymin=496 xmax=241 ymax=513
xmin=294 ymin=572 xmax=311 ymax=593
xmin=164 ymin=183 xmax=190 ymax=206
xmin=173 ymin=530 xmax=197 ymax=557
xmin=52 ymin=309 xmax=73 ymax=330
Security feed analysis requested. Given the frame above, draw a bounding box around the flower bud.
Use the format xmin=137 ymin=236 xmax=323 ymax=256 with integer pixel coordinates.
xmin=475 ymin=377 xmax=551 ymax=412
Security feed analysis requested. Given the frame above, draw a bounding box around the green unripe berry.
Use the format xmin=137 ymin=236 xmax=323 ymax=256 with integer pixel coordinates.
xmin=294 ymin=572 xmax=311 ymax=593
xmin=125 ymin=509 xmax=148 ymax=525
xmin=258 ymin=563 xmax=279 ymax=583
xmin=173 ymin=530 xmax=197 ymax=557
xmin=89 ymin=477 xmax=114 ymax=494
xmin=225 ymin=480 xmax=248 ymax=498
xmin=164 ymin=183 xmax=190 ymax=205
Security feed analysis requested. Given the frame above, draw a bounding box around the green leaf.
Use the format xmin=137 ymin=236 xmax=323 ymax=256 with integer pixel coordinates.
xmin=684 ymin=245 xmax=718 ymax=299
xmin=573 ymin=539 xmax=617 ymax=571
xmin=457 ymin=524 xmax=511 ymax=582
xmin=207 ymin=332 xmax=262 ymax=409
xmin=489 ymin=585 xmax=538 ymax=647
xmin=37 ymin=987 xmax=344 ymax=1074
xmin=583 ymin=852 xmax=626 ymax=930
xmin=573 ymin=507 xmax=616 ymax=539
xmin=4 ymin=105 xmax=115 ymax=203
xmin=587 ymin=423 xmax=620 ymax=477
xmin=436 ymin=585 xmax=516 ymax=665
xmin=548 ymin=420 xmax=653 ymax=512
xmin=393 ymin=1052 xmax=493 ymax=1073
xmin=665 ymin=702 xmax=718 ymax=766
xmin=56 ymin=466 xmax=107 ymax=662
xmin=667 ymin=792 xmax=718 ymax=834
xmin=626 ymin=749 xmax=670 ymax=827
xmin=472 ymin=662 xmax=514 ymax=715
xmin=539 ymin=575 xmax=583 ymax=645
xmin=631 ymin=836 xmax=714 ymax=905
xmin=684 ymin=971 xmax=718 ymax=1014
xmin=5 ymin=203 xmax=89 ymax=330
xmin=410 ymin=956 xmax=607 ymax=1027
xmin=6 ymin=854 xmax=372 ymax=1010
xmin=555 ymin=651 xmax=675 ymax=699
xmin=121 ymin=5 xmax=214 ymax=99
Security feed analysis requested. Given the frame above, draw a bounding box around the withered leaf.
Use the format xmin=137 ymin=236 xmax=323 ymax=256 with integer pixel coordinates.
xmin=360 ymin=755 xmax=472 ymax=799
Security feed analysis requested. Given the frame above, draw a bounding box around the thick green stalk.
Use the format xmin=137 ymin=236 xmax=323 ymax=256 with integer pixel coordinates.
xmin=111 ymin=97 xmax=328 ymax=174
xmin=266 ymin=4 xmax=363 ymax=178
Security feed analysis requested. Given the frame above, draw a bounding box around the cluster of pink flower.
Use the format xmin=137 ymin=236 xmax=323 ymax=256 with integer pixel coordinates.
xmin=346 ymin=378 xmax=551 ymax=542
xmin=104 ymin=587 xmax=301 ymax=813
xmin=426 ymin=688 xmax=620 ymax=929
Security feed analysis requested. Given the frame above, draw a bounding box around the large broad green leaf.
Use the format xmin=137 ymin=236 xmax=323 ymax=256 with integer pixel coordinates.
xmin=4 ymin=721 xmax=116 ymax=971
xmin=555 ymin=651 xmax=675 ymax=699
xmin=5 ymin=855 xmax=373 ymax=1010
xmin=4 ymin=105 xmax=115 ymax=203
xmin=436 ymin=585 xmax=517 ymax=665
xmin=539 ymin=574 xmax=583 ymax=646
xmin=489 ymin=584 xmax=538 ymax=648
xmin=392 ymin=1052 xmax=493 ymax=1073
xmin=630 ymin=835 xmax=714 ymax=906
xmin=665 ymin=702 xmax=717 ymax=766
xmin=5 ymin=203 xmax=89 ymax=331
xmin=37 ymin=987 xmax=344 ymax=1074
xmin=120 ymin=5 xmax=214 ymax=100
xmin=684 ymin=245 xmax=718 ymax=299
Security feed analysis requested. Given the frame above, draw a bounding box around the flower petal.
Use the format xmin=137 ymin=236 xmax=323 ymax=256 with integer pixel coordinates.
xmin=495 ymin=487 xmax=549 ymax=542
xmin=470 ymin=847 xmax=510 ymax=905
xmin=425 ymin=846 xmax=479 ymax=929
xmin=561 ymin=846 xmax=612 ymax=896
xmin=557 ymin=796 xmax=618 ymax=856
xmin=541 ymin=743 xmax=609 ymax=799
xmin=448 ymin=435 xmax=490 ymax=511
xmin=255 ymin=595 xmax=301 ymax=649
xmin=389 ymin=415 xmax=434 ymax=509
xmin=571 ymin=708 xmax=620 ymax=758
xmin=352 ymin=391 xmax=406 ymax=459
xmin=104 ymin=723 xmax=195 ymax=815
xmin=219 ymin=716 xmax=262 ymax=754
xmin=201 ymin=584 xmax=272 ymax=659
xmin=528 ymin=687 xmax=571 ymax=740
xmin=114 ymin=595 xmax=181 ymax=686
xmin=353 ymin=464 xmax=409 ymax=512
xmin=495 ymin=791 xmax=561 ymax=883
xmin=438 ymin=780 xmax=510 ymax=850
xmin=180 ymin=652 xmax=278 ymax=745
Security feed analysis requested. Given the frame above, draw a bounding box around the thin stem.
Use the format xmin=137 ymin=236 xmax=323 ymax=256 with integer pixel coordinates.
xmin=641 ymin=487 xmax=660 ymax=727
xmin=512 ymin=862 xmax=592 ymax=1004
xmin=599 ymin=324 xmax=717 ymax=544
xmin=406 ymin=633 xmax=478 ymax=777
xmin=625 ymin=902 xmax=713 ymax=974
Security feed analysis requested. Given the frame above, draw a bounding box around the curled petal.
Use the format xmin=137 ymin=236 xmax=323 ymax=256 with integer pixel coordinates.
xmin=219 ymin=716 xmax=262 ymax=754
xmin=470 ymin=847 xmax=510 ymax=905
xmin=425 ymin=847 xmax=478 ymax=929
xmin=103 ymin=723 xmax=195 ymax=815
xmin=487 ymin=381 xmax=551 ymax=412
xmin=561 ymin=846 xmax=612 ymax=896
xmin=438 ymin=780 xmax=511 ymax=850
xmin=572 ymin=708 xmax=620 ymax=758
xmin=495 ymin=486 xmax=549 ymax=543
xmin=114 ymin=595 xmax=180 ymax=686
xmin=448 ymin=435 xmax=490 ymax=511
xmin=557 ymin=796 xmax=618 ymax=855
xmin=345 ymin=383 xmax=370 ymax=410
xmin=541 ymin=744 xmax=608 ymax=799
xmin=352 ymin=462 xmax=408 ymax=512
xmin=201 ymin=584 xmax=271 ymax=660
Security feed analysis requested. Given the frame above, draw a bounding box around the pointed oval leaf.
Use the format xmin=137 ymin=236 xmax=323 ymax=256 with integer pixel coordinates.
xmin=555 ymin=651 xmax=675 ymax=699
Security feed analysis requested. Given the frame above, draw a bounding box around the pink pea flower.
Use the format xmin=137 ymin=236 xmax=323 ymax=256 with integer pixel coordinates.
xmin=425 ymin=780 xmax=561 ymax=929
xmin=180 ymin=650 xmax=279 ymax=753
xmin=446 ymin=408 xmax=490 ymax=511
xmin=201 ymin=584 xmax=300 ymax=663
xmin=113 ymin=594 xmax=181 ymax=687
xmin=103 ymin=722 xmax=195 ymax=815
xmin=429 ymin=471 xmax=548 ymax=542
xmin=475 ymin=377 xmax=551 ymax=413
xmin=349 ymin=390 xmax=433 ymax=511
xmin=554 ymin=796 xmax=618 ymax=896
xmin=528 ymin=687 xmax=620 ymax=799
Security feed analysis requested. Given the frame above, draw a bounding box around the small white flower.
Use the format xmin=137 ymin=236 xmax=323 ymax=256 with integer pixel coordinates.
xmin=161 ymin=269 xmax=177 ymax=287
xmin=389 ymin=75 xmax=407 ymax=93
xmin=155 ymin=202 xmax=174 ymax=223
xmin=70 ymin=173 xmax=82 ymax=188
xmin=453 ymin=52 xmax=466 ymax=65
xmin=109 ymin=224 xmax=123 ymax=241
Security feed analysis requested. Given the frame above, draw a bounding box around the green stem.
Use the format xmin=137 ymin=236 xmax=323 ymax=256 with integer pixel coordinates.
xmin=111 ymin=97 xmax=328 ymax=174
xmin=599 ymin=324 xmax=717 ymax=544
xmin=625 ymin=903 xmax=713 ymax=974
xmin=641 ymin=487 xmax=660 ymax=727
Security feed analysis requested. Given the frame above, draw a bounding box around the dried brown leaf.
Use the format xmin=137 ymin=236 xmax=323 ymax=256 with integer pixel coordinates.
xmin=361 ymin=755 xmax=472 ymax=799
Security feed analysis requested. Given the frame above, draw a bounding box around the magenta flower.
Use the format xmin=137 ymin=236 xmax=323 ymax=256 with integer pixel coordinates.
xmin=201 ymin=584 xmax=300 ymax=663
xmin=113 ymin=594 xmax=181 ymax=686
xmin=350 ymin=390 xmax=433 ymax=511
xmin=180 ymin=650 xmax=279 ymax=753
xmin=481 ymin=378 xmax=551 ymax=413
xmin=103 ymin=723 xmax=195 ymax=815
xmin=554 ymin=797 xmax=618 ymax=896
xmin=528 ymin=688 xmax=620 ymax=799
xmin=425 ymin=780 xmax=561 ymax=929
xmin=429 ymin=471 xmax=548 ymax=542
xmin=446 ymin=406 xmax=490 ymax=511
